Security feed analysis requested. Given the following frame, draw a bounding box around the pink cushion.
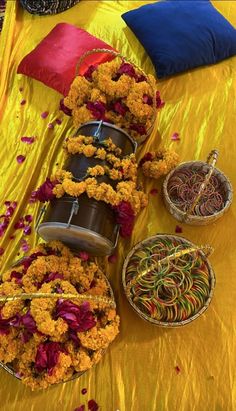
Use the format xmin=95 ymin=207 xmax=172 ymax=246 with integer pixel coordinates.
xmin=17 ymin=23 xmax=115 ymax=96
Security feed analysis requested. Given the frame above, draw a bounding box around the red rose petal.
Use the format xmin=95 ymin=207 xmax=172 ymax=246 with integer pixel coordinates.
xmin=150 ymin=188 xmax=158 ymax=196
xmin=5 ymin=207 xmax=14 ymax=217
xmin=24 ymin=214 xmax=33 ymax=223
xmin=88 ymin=399 xmax=99 ymax=411
xmin=0 ymin=247 xmax=4 ymax=256
xmin=9 ymin=235 xmax=15 ymax=240
xmin=171 ymin=132 xmax=180 ymax=141
xmin=21 ymin=240 xmax=29 ymax=253
xmin=19 ymin=87 xmax=23 ymax=92
xmin=4 ymin=201 xmax=11 ymax=207
xmin=156 ymin=91 xmax=165 ymax=109
xmin=74 ymin=406 xmax=85 ymax=411
xmin=12 ymin=201 xmax=18 ymax=209
xmin=81 ymin=388 xmax=87 ymax=395
xmin=175 ymin=365 xmax=181 ymax=374
xmin=21 ymin=137 xmax=35 ymax=144
xmin=23 ymin=226 xmax=32 ymax=235
xmin=14 ymin=218 xmax=25 ymax=229
xmin=108 ymin=253 xmax=117 ymax=263
xmin=16 ymin=155 xmax=26 ymax=164
xmin=78 ymin=251 xmax=89 ymax=261
xmin=20 ymin=99 xmax=26 ymax=105
xmin=59 ymin=99 xmax=72 ymax=116
xmin=55 ymin=118 xmax=62 ymax=125
xmin=47 ymin=123 xmax=54 ymax=129
xmin=41 ymin=111 xmax=49 ymax=119
xmin=175 ymin=225 xmax=183 ymax=233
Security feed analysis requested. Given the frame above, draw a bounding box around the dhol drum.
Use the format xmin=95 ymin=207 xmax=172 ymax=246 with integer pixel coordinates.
xmin=37 ymin=121 xmax=137 ymax=256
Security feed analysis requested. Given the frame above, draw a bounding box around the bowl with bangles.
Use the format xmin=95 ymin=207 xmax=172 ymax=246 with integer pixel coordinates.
xmin=0 ymin=241 xmax=119 ymax=390
xmin=122 ymin=234 xmax=215 ymax=327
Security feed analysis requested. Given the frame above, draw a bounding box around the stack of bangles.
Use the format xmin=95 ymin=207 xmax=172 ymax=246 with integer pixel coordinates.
xmin=167 ymin=166 xmax=225 ymax=216
xmin=125 ymin=238 xmax=211 ymax=322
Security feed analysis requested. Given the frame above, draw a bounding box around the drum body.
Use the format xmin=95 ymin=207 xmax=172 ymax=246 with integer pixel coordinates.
xmin=37 ymin=121 xmax=136 ymax=256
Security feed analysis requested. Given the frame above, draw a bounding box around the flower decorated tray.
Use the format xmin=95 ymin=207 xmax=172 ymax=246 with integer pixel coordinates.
xmin=0 ymin=241 xmax=119 ymax=390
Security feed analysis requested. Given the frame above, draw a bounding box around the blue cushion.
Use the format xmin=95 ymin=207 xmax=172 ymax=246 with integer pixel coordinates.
xmin=122 ymin=1 xmax=236 ymax=78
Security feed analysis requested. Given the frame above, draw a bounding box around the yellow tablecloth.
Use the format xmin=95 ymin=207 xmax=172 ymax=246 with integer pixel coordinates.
xmin=0 ymin=1 xmax=235 ymax=410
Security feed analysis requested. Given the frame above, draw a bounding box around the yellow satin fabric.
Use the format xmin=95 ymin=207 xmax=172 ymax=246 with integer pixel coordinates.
xmin=0 ymin=1 xmax=236 ymax=410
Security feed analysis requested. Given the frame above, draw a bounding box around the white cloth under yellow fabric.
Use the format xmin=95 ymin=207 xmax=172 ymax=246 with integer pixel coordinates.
xmin=0 ymin=1 xmax=236 ymax=410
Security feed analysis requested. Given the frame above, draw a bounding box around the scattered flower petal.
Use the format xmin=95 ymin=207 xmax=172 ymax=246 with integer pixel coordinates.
xmin=74 ymin=406 xmax=85 ymax=411
xmin=19 ymin=87 xmax=23 ymax=92
xmin=5 ymin=207 xmax=14 ymax=217
xmin=41 ymin=111 xmax=49 ymax=119
xmin=108 ymin=253 xmax=117 ymax=263
xmin=4 ymin=201 xmax=11 ymax=207
xmin=175 ymin=225 xmax=183 ymax=233
xmin=12 ymin=201 xmax=18 ymax=209
xmin=20 ymin=99 xmax=26 ymax=105
xmin=21 ymin=136 xmax=35 ymax=144
xmin=88 ymin=399 xmax=99 ymax=411
xmin=17 ymin=155 xmax=26 ymax=164
xmin=59 ymin=99 xmax=72 ymax=116
xmin=150 ymin=188 xmax=158 ymax=196
xmin=23 ymin=226 xmax=32 ymax=235
xmin=9 ymin=235 xmax=15 ymax=240
xmin=113 ymin=201 xmax=135 ymax=238
xmin=24 ymin=214 xmax=33 ymax=223
xmin=30 ymin=178 xmax=58 ymax=203
xmin=81 ymin=388 xmax=87 ymax=395
xmin=47 ymin=123 xmax=54 ymax=129
xmin=21 ymin=240 xmax=29 ymax=253
xmin=156 ymin=91 xmax=165 ymax=109
xmin=14 ymin=218 xmax=25 ymax=229
xmin=175 ymin=365 xmax=181 ymax=374
xmin=55 ymin=118 xmax=62 ymax=125
xmin=0 ymin=247 xmax=4 ymax=256
xmin=171 ymin=132 xmax=180 ymax=141
xmin=78 ymin=251 xmax=89 ymax=261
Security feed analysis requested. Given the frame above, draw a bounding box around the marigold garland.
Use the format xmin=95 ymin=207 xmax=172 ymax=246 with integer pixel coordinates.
xmin=63 ymin=57 xmax=160 ymax=140
xmin=0 ymin=241 xmax=120 ymax=390
xmin=140 ymin=149 xmax=180 ymax=179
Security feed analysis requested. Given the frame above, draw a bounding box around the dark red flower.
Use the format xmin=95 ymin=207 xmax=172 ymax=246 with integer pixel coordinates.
xmin=129 ymin=123 xmax=147 ymax=136
xmin=113 ymin=201 xmax=135 ymax=238
xmin=59 ymin=99 xmax=72 ymax=116
xmin=35 ymin=342 xmax=63 ymax=375
xmin=55 ymin=300 xmax=96 ymax=332
xmin=81 ymin=388 xmax=87 ymax=395
xmin=78 ymin=251 xmax=89 ymax=261
xmin=86 ymin=101 xmax=107 ymax=121
xmin=21 ymin=137 xmax=35 ymax=144
xmin=88 ymin=399 xmax=99 ymax=411
xmin=16 ymin=155 xmax=26 ymax=164
xmin=143 ymin=94 xmax=153 ymax=105
xmin=175 ymin=225 xmax=183 ymax=233
xmin=74 ymin=406 xmax=85 ymax=411
xmin=83 ymin=64 xmax=97 ymax=81
xmin=156 ymin=91 xmax=165 ymax=109
xmin=139 ymin=152 xmax=154 ymax=166
xmin=31 ymin=178 xmax=57 ymax=203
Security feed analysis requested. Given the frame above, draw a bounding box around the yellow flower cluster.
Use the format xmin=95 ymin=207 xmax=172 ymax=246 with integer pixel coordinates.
xmin=63 ymin=57 xmax=157 ymax=141
xmin=52 ymin=135 xmax=147 ymax=215
xmin=0 ymin=241 xmax=119 ymax=390
xmin=141 ymin=149 xmax=180 ymax=179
